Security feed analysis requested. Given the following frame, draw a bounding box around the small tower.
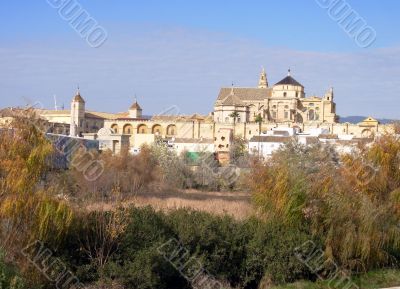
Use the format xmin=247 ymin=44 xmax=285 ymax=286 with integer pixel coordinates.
xmin=70 ymin=88 xmax=85 ymax=137
xmin=128 ymin=100 xmax=142 ymax=118
xmin=258 ymin=67 xmax=268 ymax=88
xmin=324 ymin=87 xmax=334 ymax=101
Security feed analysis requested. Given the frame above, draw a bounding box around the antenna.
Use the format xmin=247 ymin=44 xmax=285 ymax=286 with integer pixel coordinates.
xmin=53 ymin=94 xmax=58 ymax=110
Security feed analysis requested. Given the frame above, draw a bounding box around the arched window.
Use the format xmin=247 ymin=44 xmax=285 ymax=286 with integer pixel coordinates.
xmin=308 ymin=109 xmax=315 ymax=121
xmin=123 ymin=124 xmax=133 ymax=135
xmin=111 ymin=124 xmax=118 ymax=133
xmin=152 ymin=124 xmax=162 ymax=135
xmin=166 ymin=124 xmax=177 ymax=136
xmin=137 ymin=124 xmax=148 ymax=134
xmin=284 ymin=111 xmax=289 ymax=119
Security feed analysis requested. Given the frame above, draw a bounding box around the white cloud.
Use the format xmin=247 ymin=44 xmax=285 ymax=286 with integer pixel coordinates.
xmin=0 ymin=24 xmax=399 ymax=118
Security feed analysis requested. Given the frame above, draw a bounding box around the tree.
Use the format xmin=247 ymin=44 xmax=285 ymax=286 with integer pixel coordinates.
xmin=229 ymin=111 xmax=240 ymax=136
xmin=250 ymin=139 xmax=400 ymax=271
xmin=0 ymin=112 xmax=73 ymax=287
xmin=254 ymin=114 xmax=263 ymax=158
xmin=230 ymin=136 xmax=249 ymax=167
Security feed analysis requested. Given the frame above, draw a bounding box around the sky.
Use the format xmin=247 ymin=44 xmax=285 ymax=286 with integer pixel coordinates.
xmin=0 ymin=0 xmax=399 ymax=118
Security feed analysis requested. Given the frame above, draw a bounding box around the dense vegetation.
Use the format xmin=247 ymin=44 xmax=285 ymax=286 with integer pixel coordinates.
xmin=1 ymin=114 xmax=400 ymax=288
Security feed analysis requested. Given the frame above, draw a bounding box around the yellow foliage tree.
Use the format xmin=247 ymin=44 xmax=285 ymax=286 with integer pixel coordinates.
xmin=0 ymin=112 xmax=73 ymax=255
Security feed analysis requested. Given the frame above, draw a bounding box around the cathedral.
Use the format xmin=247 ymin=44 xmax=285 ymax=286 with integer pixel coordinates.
xmin=0 ymin=68 xmax=391 ymax=155
xmin=214 ymin=69 xmax=337 ymax=124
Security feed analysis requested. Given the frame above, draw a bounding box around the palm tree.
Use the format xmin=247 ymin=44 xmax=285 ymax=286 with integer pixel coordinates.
xmin=229 ymin=111 xmax=240 ymax=136
xmin=255 ymin=114 xmax=263 ymax=158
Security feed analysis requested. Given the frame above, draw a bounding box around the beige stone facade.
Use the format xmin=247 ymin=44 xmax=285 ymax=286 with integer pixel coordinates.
xmin=214 ymin=69 xmax=337 ymax=125
xmin=0 ymin=69 xmax=395 ymax=155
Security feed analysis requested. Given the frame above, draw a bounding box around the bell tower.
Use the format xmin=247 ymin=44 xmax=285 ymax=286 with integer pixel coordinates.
xmin=258 ymin=67 xmax=268 ymax=88
xmin=128 ymin=99 xmax=142 ymax=118
xmin=70 ymin=88 xmax=86 ymax=137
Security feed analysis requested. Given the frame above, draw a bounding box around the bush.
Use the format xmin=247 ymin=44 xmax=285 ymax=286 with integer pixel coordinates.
xmin=243 ymin=219 xmax=316 ymax=286
xmin=250 ymin=138 xmax=400 ymax=272
xmin=70 ymin=146 xmax=159 ymax=200
xmin=0 ymin=251 xmax=25 ymax=289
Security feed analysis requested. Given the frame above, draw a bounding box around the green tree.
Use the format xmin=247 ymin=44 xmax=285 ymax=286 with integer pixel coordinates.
xmin=250 ymin=138 xmax=400 ymax=271
xmin=229 ymin=111 xmax=240 ymax=136
xmin=254 ymin=114 xmax=263 ymax=158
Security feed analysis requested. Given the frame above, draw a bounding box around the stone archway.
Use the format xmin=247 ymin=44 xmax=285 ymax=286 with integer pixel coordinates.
xmin=123 ymin=124 xmax=133 ymax=134
xmin=166 ymin=124 xmax=177 ymax=136
xmin=137 ymin=124 xmax=148 ymax=134
xmin=152 ymin=124 xmax=162 ymax=135
xmin=111 ymin=124 xmax=118 ymax=134
xmin=361 ymin=128 xmax=372 ymax=138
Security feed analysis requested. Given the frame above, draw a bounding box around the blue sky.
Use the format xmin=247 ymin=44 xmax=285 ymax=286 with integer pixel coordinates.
xmin=0 ymin=0 xmax=399 ymax=118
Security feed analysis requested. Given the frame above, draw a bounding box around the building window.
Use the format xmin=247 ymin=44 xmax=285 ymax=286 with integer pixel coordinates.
xmin=272 ymin=111 xmax=277 ymax=119
xmin=309 ymin=103 xmax=314 ymax=106
xmin=249 ymin=130 xmax=251 ymax=135
xmin=283 ymin=92 xmax=287 ymax=97
xmin=284 ymin=105 xmax=289 ymax=109
xmin=284 ymin=111 xmax=289 ymax=119
xmin=296 ymin=92 xmax=298 ymax=97
xmin=272 ymin=105 xmax=277 ymax=109
xmin=308 ymin=109 xmax=315 ymax=121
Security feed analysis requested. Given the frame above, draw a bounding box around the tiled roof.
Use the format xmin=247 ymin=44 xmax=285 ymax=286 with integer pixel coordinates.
xmin=86 ymin=111 xmax=126 ymax=119
xmin=249 ymin=136 xmax=292 ymax=143
xmin=274 ymin=75 xmax=303 ymax=87
xmin=172 ymin=138 xmax=214 ymax=144
xmin=216 ymin=87 xmax=271 ymax=104
xmin=129 ymin=101 xmax=142 ymax=110
xmin=221 ymin=93 xmax=244 ymax=106
xmin=40 ymin=110 xmax=70 ymax=115
xmin=151 ymin=114 xmax=208 ymax=122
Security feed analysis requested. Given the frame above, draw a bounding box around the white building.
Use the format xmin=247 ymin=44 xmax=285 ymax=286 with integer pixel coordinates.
xmin=169 ymin=138 xmax=214 ymax=155
xmin=249 ymin=135 xmax=291 ymax=158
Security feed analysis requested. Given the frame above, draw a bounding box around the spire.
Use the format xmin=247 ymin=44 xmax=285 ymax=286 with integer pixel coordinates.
xmin=129 ymin=97 xmax=143 ymax=118
xmin=287 ymin=68 xmax=291 ymax=76
xmin=72 ymin=86 xmax=85 ymax=103
xmin=258 ymin=67 xmax=268 ymax=88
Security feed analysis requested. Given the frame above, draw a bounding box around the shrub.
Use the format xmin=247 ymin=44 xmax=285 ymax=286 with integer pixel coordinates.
xmin=0 ymin=251 xmax=25 ymax=289
xmin=250 ymin=138 xmax=400 ymax=272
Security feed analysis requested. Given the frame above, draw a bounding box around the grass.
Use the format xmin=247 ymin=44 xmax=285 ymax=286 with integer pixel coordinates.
xmin=84 ymin=189 xmax=252 ymax=220
xmin=270 ymin=269 xmax=400 ymax=289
